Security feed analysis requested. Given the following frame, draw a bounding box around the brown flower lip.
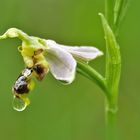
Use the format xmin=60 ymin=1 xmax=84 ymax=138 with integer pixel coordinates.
xmin=33 ymin=64 xmax=47 ymax=81
xmin=12 ymin=76 xmax=29 ymax=95
xmin=12 ymin=68 xmax=33 ymax=95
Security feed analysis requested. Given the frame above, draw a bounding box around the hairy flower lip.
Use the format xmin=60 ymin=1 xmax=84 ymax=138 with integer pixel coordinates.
xmin=33 ymin=64 xmax=48 ymax=81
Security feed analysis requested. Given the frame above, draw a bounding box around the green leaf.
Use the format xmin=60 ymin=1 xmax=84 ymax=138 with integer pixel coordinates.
xmin=114 ymin=0 xmax=129 ymax=34
xmin=99 ymin=13 xmax=121 ymax=93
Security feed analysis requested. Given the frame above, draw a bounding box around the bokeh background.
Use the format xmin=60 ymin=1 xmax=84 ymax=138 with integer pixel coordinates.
xmin=0 ymin=0 xmax=139 ymax=140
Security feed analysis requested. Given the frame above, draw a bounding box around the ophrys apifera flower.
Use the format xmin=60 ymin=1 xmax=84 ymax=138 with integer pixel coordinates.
xmin=0 ymin=28 xmax=103 ymax=111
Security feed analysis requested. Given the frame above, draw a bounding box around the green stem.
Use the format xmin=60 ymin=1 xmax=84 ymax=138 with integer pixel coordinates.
xmin=102 ymin=5 xmax=122 ymax=139
xmin=114 ymin=0 xmax=123 ymax=25
xmin=105 ymin=106 xmax=117 ymax=140
xmin=77 ymin=61 xmax=119 ymax=140
xmin=105 ymin=88 xmax=118 ymax=140
xmin=105 ymin=0 xmax=114 ymax=28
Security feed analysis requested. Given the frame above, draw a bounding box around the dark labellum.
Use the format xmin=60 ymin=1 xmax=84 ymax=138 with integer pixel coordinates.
xmin=13 ymin=80 xmax=29 ymax=94
xmin=33 ymin=64 xmax=46 ymax=80
xmin=13 ymin=68 xmax=33 ymax=95
xmin=13 ymin=75 xmax=29 ymax=94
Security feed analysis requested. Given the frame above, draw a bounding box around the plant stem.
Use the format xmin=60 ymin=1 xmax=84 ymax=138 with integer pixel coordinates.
xmin=101 ymin=2 xmax=121 ymax=138
xmin=77 ymin=61 xmax=119 ymax=140
xmin=105 ymin=88 xmax=118 ymax=140
xmin=105 ymin=106 xmax=117 ymax=140
xmin=105 ymin=0 xmax=114 ymax=28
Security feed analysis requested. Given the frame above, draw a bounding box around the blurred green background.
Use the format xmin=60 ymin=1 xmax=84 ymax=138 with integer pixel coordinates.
xmin=0 ymin=0 xmax=139 ymax=140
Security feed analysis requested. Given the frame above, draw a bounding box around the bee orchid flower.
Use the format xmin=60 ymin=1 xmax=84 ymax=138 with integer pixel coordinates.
xmin=0 ymin=28 xmax=103 ymax=84
xmin=0 ymin=28 xmax=103 ymax=111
